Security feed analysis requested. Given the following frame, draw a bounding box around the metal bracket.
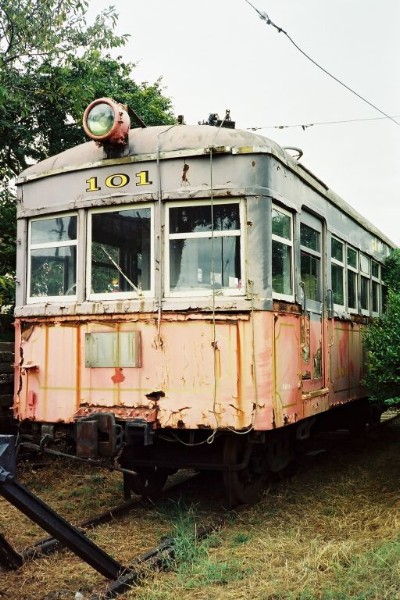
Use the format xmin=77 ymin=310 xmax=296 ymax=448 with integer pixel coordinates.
xmin=0 ymin=435 xmax=129 ymax=579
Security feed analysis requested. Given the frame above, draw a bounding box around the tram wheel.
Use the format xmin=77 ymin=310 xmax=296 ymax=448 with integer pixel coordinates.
xmin=123 ymin=466 xmax=169 ymax=499
xmin=222 ymin=436 xmax=264 ymax=506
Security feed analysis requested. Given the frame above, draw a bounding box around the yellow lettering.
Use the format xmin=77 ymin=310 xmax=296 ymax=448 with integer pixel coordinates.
xmin=136 ymin=170 xmax=153 ymax=186
xmin=105 ymin=173 xmax=130 ymax=189
xmin=86 ymin=177 xmax=101 ymax=192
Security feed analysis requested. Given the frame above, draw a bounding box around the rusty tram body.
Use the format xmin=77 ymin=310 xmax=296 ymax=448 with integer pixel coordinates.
xmin=13 ymin=99 xmax=394 ymax=503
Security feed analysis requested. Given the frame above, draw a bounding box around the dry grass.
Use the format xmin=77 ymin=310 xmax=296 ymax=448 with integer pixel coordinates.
xmin=1 ymin=418 xmax=400 ymax=599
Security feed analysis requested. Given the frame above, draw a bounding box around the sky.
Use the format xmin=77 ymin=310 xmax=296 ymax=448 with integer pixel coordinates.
xmin=87 ymin=0 xmax=400 ymax=246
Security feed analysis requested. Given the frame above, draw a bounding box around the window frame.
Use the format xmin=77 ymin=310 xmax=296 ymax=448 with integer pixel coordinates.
xmin=346 ymin=245 xmax=359 ymax=314
xmin=86 ymin=203 xmax=154 ymax=301
xmin=299 ymin=213 xmax=323 ymax=306
xmin=271 ymin=204 xmax=294 ymax=301
xmin=371 ymin=259 xmax=380 ymax=316
xmin=359 ymin=253 xmax=370 ymax=315
xmin=27 ymin=212 xmax=78 ymax=304
xmin=330 ymin=236 xmax=345 ymax=310
xmin=165 ymin=199 xmax=245 ymax=298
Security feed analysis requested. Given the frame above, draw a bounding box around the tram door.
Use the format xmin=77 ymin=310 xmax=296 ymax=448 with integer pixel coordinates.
xmin=299 ymin=212 xmax=326 ymax=396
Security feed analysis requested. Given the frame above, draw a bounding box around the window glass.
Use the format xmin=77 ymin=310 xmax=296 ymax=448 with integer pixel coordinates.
xmin=300 ymin=222 xmax=321 ymax=302
xmin=272 ymin=240 xmax=292 ymax=295
xmin=272 ymin=207 xmax=293 ymax=296
xmin=347 ymin=247 xmax=357 ymax=269
xmin=360 ymin=254 xmax=370 ymax=274
xmin=331 ymin=238 xmax=343 ymax=262
xmin=372 ymin=280 xmax=379 ymax=313
xmin=346 ymin=246 xmax=358 ymax=311
xmin=331 ymin=237 xmax=344 ymax=306
xmin=168 ymin=202 xmax=241 ymax=293
xmin=347 ymin=270 xmax=357 ymax=309
xmin=332 ymin=263 xmax=344 ymax=305
xmin=29 ymin=215 xmax=77 ymax=298
xmin=371 ymin=260 xmax=379 ymax=278
xmin=90 ymin=207 xmax=151 ymax=294
xmin=300 ymin=223 xmax=320 ymax=252
xmin=272 ymin=209 xmax=291 ymax=240
xmin=361 ymin=276 xmax=369 ymax=311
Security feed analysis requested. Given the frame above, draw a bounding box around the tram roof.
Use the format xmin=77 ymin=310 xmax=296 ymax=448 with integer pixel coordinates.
xmin=16 ymin=123 xmax=396 ymax=248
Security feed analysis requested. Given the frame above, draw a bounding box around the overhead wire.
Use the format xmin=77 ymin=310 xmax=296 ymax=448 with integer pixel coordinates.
xmin=247 ymin=114 xmax=400 ymax=132
xmin=243 ymin=0 xmax=400 ymax=127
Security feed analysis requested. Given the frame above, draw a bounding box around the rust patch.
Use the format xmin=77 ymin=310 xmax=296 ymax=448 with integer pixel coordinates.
xmin=111 ymin=368 xmax=125 ymax=384
xmin=181 ymin=163 xmax=190 ymax=184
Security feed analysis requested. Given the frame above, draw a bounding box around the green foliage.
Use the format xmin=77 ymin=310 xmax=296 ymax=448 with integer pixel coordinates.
xmin=0 ymin=0 xmax=175 ymax=307
xmin=363 ymin=249 xmax=400 ymax=408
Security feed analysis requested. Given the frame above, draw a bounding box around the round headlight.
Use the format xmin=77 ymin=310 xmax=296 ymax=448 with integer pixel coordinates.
xmin=83 ymin=97 xmax=131 ymax=146
xmin=86 ymin=102 xmax=115 ymax=137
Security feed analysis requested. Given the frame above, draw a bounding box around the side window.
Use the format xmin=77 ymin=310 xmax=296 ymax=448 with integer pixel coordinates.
xmin=347 ymin=246 xmax=358 ymax=311
xmin=28 ymin=214 xmax=77 ymax=301
xmin=88 ymin=206 xmax=153 ymax=298
xmin=331 ymin=237 xmax=344 ymax=306
xmin=167 ymin=201 xmax=242 ymax=295
xmin=272 ymin=206 xmax=293 ymax=297
xmin=360 ymin=254 xmax=370 ymax=313
xmin=371 ymin=260 xmax=380 ymax=315
xmin=300 ymin=221 xmax=321 ymax=302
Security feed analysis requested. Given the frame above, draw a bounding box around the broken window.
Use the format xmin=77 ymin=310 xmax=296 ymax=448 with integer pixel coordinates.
xmin=167 ymin=201 xmax=242 ymax=294
xmin=28 ymin=215 xmax=77 ymax=300
xmin=89 ymin=206 xmax=152 ymax=297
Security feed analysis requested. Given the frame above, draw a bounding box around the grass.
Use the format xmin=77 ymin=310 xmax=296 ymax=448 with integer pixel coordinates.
xmin=0 ymin=418 xmax=399 ymax=599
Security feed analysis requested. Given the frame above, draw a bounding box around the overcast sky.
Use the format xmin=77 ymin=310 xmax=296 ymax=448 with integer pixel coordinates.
xmin=88 ymin=0 xmax=400 ymax=245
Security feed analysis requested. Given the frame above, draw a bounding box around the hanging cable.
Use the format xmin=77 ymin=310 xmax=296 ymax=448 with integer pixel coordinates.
xmin=243 ymin=0 xmax=400 ymax=127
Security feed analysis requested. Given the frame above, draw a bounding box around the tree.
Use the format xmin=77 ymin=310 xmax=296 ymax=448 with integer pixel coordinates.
xmin=363 ymin=248 xmax=400 ymax=409
xmin=0 ymin=0 xmax=175 ymax=309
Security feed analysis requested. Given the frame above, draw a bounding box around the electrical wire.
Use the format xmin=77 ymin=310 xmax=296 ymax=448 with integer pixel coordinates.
xmin=247 ymin=114 xmax=400 ymax=132
xmin=243 ymin=0 xmax=400 ymax=127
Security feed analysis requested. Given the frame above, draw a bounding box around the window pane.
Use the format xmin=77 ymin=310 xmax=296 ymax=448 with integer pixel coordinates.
xmin=360 ymin=254 xmax=370 ymax=274
xmin=331 ymin=238 xmax=343 ymax=262
xmin=361 ymin=276 xmax=369 ymax=310
xmin=372 ymin=281 xmax=379 ymax=312
xmin=301 ymin=251 xmax=320 ymax=301
xmin=300 ymin=223 xmax=320 ymax=252
xmin=347 ymin=247 xmax=357 ymax=268
xmin=170 ymin=236 xmax=240 ymax=291
xmin=30 ymin=247 xmax=77 ymax=297
xmin=371 ymin=261 xmax=379 ymax=278
xmin=170 ymin=204 xmax=240 ymax=234
xmin=31 ymin=216 xmax=77 ymax=244
xmin=272 ymin=240 xmax=292 ymax=295
xmin=331 ymin=264 xmax=344 ymax=305
xmin=347 ymin=269 xmax=357 ymax=309
xmin=272 ymin=209 xmax=291 ymax=240
xmin=91 ymin=208 xmax=151 ymax=293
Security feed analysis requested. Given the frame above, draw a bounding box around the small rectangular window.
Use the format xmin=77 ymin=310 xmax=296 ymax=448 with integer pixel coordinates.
xmin=167 ymin=201 xmax=242 ymax=295
xmin=347 ymin=246 xmax=358 ymax=311
xmin=331 ymin=237 xmax=344 ymax=306
xmin=371 ymin=260 xmax=380 ymax=314
xmin=300 ymin=222 xmax=321 ymax=302
xmin=360 ymin=254 xmax=370 ymax=313
xmin=272 ymin=207 xmax=293 ymax=297
xmin=28 ymin=215 xmax=77 ymax=300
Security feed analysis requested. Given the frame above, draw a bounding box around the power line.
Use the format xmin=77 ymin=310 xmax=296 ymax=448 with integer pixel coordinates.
xmin=243 ymin=0 xmax=400 ymax=127
xmin=247 ymin=114 xmax=400 ymax=131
